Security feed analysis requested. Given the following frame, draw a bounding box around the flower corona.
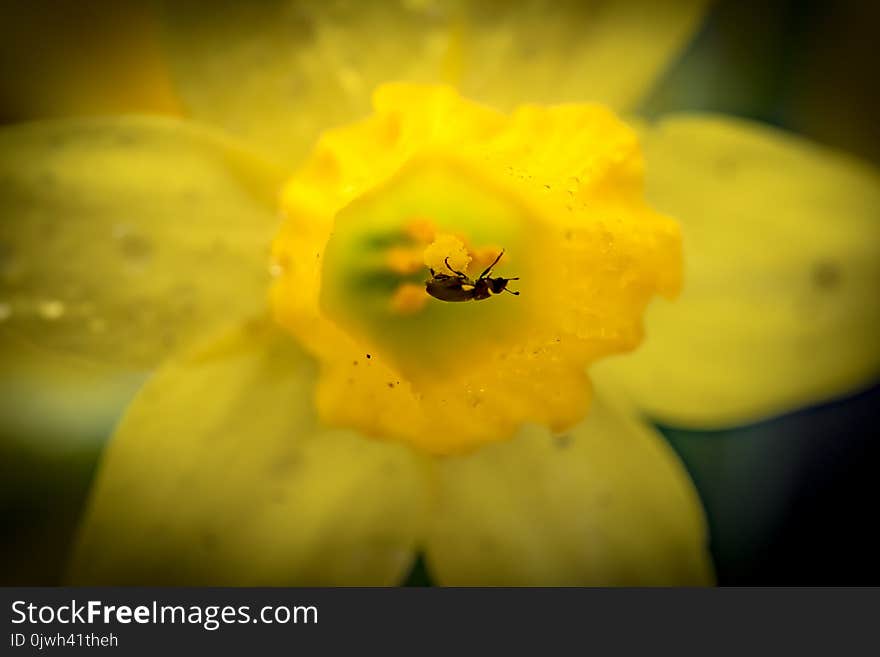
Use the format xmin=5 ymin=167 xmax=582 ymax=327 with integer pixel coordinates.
xmin=269 ymin=84 xmax=682 ymax=454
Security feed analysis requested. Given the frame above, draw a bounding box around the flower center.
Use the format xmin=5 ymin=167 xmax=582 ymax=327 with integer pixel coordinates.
xmin=317 ymin=158 xmax=539 ymax=381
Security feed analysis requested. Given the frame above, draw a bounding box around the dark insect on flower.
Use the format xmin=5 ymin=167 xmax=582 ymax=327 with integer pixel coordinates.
xmin=425 ymin=250 xmax=520 ymax=302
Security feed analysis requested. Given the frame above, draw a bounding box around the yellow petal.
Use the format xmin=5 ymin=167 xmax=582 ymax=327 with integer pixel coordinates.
xmin=454 ymin=0 xmax=709 ymax=112
xmin=68 ymin=320 xmax=427 ymax=585
xmin=158 ymin=0 xmax=708 ymax=164
xmin=0 ymin=116 xmax=285 ymax=371
xmin=593 ymin=115 xmax=880 ymax=427
xmin=424 ymin=386 xmax=713 ymax=585
xmin=0 ymin=0 xmax=181 ymax=120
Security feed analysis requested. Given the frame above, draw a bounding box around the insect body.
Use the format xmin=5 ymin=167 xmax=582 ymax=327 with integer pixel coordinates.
xmin=425 ymin=250 xmax=520 ymax=302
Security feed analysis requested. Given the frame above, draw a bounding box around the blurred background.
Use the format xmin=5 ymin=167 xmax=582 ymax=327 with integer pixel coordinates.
xmin=1 ymin=0 xmax=879 ymax=585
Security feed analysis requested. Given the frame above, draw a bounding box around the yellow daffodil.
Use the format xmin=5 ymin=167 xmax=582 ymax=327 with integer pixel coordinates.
xmin=1 ymin=1 xmax=878 ymax=586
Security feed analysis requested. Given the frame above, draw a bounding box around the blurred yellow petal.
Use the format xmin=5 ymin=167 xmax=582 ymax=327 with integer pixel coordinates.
xmin=424 ymin=387 xmax=713 ymax=585
xmin=0 ymin=0 xmax=181 ymax=121
xmin=0 ymin=116 xmax=285 ymax=372
xmin=158 ymin=0 xmax=709 ymax=164
xmin=69 ymin=320 xmax=427 ymax=585
xmin=455 ymin=0 xmax=709 ymax=112
xmin=593 ymin=115 xmax=880 ymax=427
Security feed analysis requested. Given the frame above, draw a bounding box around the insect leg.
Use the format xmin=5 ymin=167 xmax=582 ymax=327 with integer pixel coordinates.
xmin=444 ymin=257 xmax=469 ymax=278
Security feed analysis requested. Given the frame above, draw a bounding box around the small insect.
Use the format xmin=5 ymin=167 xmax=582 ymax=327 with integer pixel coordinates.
xmin=425 ymin=250 xmax=520 ymax=302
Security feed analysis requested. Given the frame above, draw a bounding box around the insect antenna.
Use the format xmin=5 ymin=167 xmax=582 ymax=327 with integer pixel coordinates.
xmin=479 ymin=249 xmax=506 ymax=279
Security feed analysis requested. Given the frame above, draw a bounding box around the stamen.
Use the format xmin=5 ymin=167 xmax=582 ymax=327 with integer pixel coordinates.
xmin=389 ymin=283 xmax=429 ymax=314
xmin=405 ymin=216 xmax=438 ymax=244
xmin=423 ymin=233 xmax=471 ymax=274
